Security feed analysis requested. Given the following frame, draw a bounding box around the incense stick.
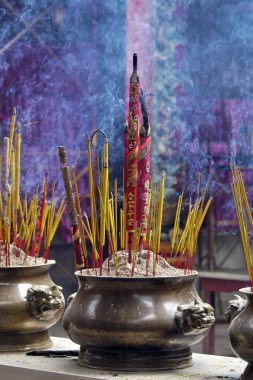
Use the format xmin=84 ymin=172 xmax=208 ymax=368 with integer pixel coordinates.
xmin=58 ymin=146 xmax=84 ymax=269
xmin=231 ymin=165 xmax=253 ymax=290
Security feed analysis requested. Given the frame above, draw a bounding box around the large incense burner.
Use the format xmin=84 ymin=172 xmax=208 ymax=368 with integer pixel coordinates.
xmin=63 ymin=266 xmax=214 ymax=371
xmin=60 ymin=54 xmax=215 ymax=371
xmin=0 ymin=260 xmax=64 ymax=351
xmin=226 ymin=289 xmax=253 ymax=380
xmin=0 ymin=108 xmax=66 ymax=350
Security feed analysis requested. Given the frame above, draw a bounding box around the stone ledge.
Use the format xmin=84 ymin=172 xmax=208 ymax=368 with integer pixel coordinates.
xmin=0 ymin=337 xmax=246 ymax=380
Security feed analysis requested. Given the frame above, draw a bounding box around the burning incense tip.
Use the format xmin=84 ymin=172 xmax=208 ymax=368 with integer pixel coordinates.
xmin=12 ymin=107 xmax=16 ymax=115
xmin=133 ymin=53 xmax=137 ymax=72
xmin=16 ymin=122 xmax=21 ymax=133
xmin=58 ymin=146 xmax=67 ymax=165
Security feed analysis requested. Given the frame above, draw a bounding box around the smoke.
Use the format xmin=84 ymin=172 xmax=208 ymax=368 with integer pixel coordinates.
xmin=152 ymin=0 xmax=253 ymax=230
xmin=2 ymin=0 xmax=253 ymax=234
xmin=0 ymin=0 xmax=126 ymax=199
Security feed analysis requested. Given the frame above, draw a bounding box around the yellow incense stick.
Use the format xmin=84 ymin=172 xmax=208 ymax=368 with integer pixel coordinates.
xmin=8 ymin=107 xmax=16 ymax=169
xmin=171 ymin=194 xmax=183 ymax=254
xmin=114 ymin=179 xmax=118 ymax=252
xmin=157 ymin=171 xmax=165 ymax=254
xmin=108 ymin=198 xmax=116 ymax=252
xmin=120 ymin=208 xmax=124 ymax=249
xmin=99 ymin=139 xmax=108 ymax=247
xmin=87 ymin=137 xmax=97 ymax=246
xmin=14 ymin=131 xmax=21 ymax=211
xmin=72 ymin=167 xmax=88 ymax=260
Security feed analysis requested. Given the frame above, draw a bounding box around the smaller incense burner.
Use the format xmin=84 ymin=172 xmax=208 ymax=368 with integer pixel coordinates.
xmin=63 ymin=270 xmax=215 ymax=371
xmin=226 ymin=288 xmax=253 ymax=380
xmin=0 ymin=260 xmax=65 ymax=351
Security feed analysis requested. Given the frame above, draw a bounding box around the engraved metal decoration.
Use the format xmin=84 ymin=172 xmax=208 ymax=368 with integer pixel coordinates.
xmin=225 ymin=294 xmax=246 ymax=324
xmin=175 ymin=298 xmax=215 ymax=335
xmin=26 ymin=285 xmax=64 ymax=321
xmin=67 ymin=292 xmax=76 ymax=306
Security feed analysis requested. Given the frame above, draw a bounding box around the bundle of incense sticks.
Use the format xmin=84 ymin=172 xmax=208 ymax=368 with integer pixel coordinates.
xmin=60 ymin=134 xmax=210 ymax=276
xmin=169 ymin=181 xmax=212 ymax=271
xmin=59 ymin=55 xmax=212 ymax=276
xmin=59 ymin=138 xmax=161 ymax=275
xmin=231 ymin=165 xmax=253 ymax=291
xmin=0 ymin=109 xmax=65 ymax=266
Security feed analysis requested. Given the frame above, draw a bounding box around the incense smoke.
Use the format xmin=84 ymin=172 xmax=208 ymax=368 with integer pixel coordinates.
xmin=1 ymin=0 xmax=253 ymax=238
xmin=0 ymin=0 xmax=126 ymax=199
xmin=153 ymin=0 xmax=253 ymax=231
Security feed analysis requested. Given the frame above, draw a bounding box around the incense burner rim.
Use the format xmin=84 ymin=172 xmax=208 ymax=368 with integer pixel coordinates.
xmin=239 ymin=287 xmax=253 ymax=295
xmin=75 ymin=269 xmax=198 ymax=281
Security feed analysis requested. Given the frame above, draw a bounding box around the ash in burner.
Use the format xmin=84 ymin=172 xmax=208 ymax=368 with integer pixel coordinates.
xmin=81 ymin=250 xmax=187 ymax=278
xmin=0 ymin=244 xmax=50 ymax=267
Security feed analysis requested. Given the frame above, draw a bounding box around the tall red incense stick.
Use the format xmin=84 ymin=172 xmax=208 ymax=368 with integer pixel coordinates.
xmin=125 ymin=53 xmax=140 ymax=263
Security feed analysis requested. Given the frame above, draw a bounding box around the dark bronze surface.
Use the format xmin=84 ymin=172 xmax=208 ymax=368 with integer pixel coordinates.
xmin=0 ymin=261 xmax=65 ymax=351
xmin=227 ymin=287 xmax=253 ymax=380
xmin=63 ymin=271 xmax=215 ymax=371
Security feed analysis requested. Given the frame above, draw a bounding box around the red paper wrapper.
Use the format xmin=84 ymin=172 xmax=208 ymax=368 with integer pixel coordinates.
xmin=137 ymin=135 xmax=151 ymax=235
xmin=72 ymin=224 xmax=84 ymax=269
xmin=125 ymin=54 xmax=140 ymax=232
xmin=123 ymin=122 xmax=128 ymax=193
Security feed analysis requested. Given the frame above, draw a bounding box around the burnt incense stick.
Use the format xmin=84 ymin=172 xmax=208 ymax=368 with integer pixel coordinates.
xmin=58 ymin=146 xmax=84 ymax=269
xmin=72 ymin=167 xmax=89 ymax=269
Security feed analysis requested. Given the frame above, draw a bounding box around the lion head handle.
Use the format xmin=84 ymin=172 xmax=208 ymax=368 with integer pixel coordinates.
xmin=175 ymin=298 xmax=215 ymax=335
xmin=225 ymin=294 xmax=246 ymax=324
xmin=26 ymin=285 xmax=65 ymax=321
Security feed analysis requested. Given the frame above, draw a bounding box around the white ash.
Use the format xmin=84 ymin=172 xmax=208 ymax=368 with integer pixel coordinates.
xmin=83 ymin=250 xmax=186 ymax=277
xmin=0 ymin=244 xmax=47 ymax=267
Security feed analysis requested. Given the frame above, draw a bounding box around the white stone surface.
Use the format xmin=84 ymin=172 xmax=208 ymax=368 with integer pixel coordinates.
xmin=0 ymin=337 xmax=246 ymax=380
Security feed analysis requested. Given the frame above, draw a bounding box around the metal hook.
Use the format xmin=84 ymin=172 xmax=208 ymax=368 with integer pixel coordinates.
xmin=90 ymin=129 xmax=107 ymax=149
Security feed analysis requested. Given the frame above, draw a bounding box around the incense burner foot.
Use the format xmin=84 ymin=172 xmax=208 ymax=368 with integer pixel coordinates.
xmin=226 ymin=288 xmax=253 ymax=380
xmin=0 ymin=330 xmax=52 ymax=352
xmin=0 ymin=261 xmax=65 ymax=352
xmin=241 ymin=364 xmax=253 ymax=380
xmin=63 ymin=271 xmax=215 ymax=371
xmin=78 ymin=346 xmax=192 ymax=371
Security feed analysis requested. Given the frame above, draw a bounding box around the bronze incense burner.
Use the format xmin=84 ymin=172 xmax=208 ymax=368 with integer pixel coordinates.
xmin=0 ymin=261 xmax=64 ymax=351
xmin=63 ymin=270 xmax=215 ymax=371
xmin=226 ymin=288 xmax=253 ymax=380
